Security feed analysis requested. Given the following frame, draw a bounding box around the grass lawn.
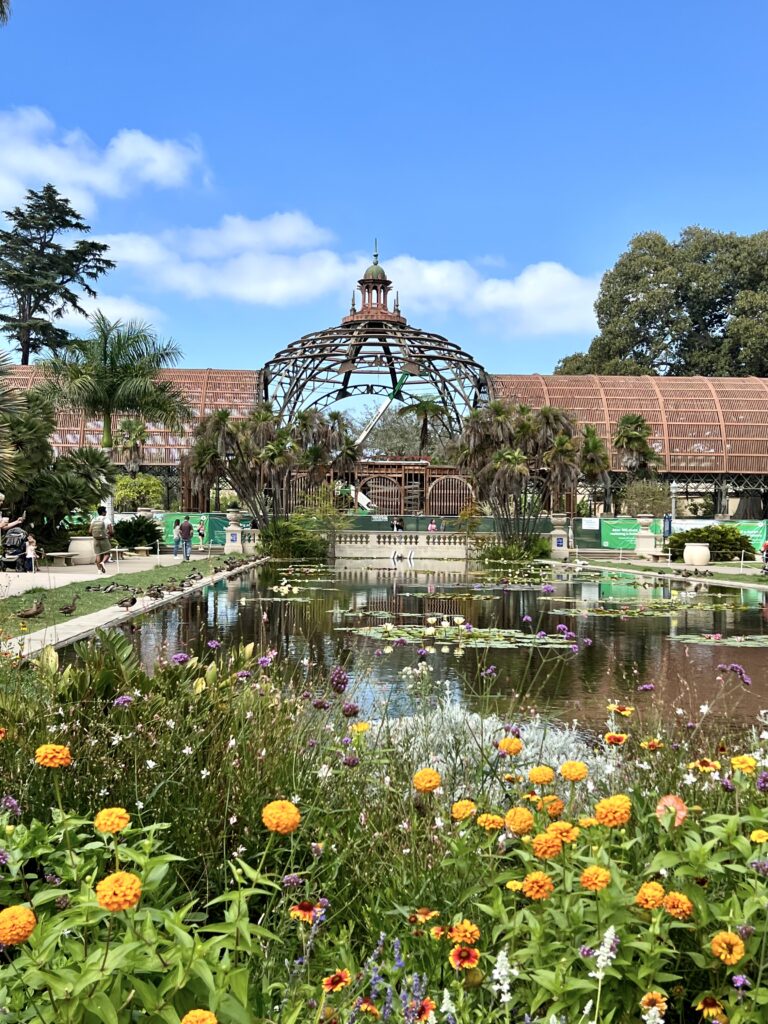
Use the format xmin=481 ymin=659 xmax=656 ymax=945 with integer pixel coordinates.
xmin=0 ymin=556 xmax=232 ymax=638
xmin=597 ymin=558 xmax=768 ymax=585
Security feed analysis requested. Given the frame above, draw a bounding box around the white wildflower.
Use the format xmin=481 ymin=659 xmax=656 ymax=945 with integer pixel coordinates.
xmin=440 ymin=989 xmax=457 ymax=1014
xmin=145 ymin=759 xmax=157 ymax=769
xmin=491 ymin=947 xmax=512 ymax=1003
xmin=699 ymin=703 xmax=710 ymax=715
xmin=588 ymin=926 xmax=618 ymax=981
xmin=200 ymin=768 xmax=210 ymax=778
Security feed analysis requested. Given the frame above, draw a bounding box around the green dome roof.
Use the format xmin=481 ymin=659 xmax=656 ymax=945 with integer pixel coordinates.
xmin=363 ymin=262 xmax=388 ymax=281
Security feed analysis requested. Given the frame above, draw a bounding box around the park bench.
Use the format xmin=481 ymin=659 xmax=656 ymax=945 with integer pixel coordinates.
xmin=132 ymin=545 xmax=153 ymax=556
xmin=44 ymin=551 xmax=74 ymax=567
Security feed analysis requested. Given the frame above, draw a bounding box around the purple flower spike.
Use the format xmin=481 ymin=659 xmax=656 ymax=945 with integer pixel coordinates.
xmin=171 ymin=652 xmax=190 ymax=665
xmin=207 ymin=640 xmax=221 ymax=650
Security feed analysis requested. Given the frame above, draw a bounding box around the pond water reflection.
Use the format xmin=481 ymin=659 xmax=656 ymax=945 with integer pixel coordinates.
xmin=124 ymin=562 xmax=768 ymax=724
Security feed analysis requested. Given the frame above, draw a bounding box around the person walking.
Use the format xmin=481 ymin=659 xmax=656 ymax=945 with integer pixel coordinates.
xmin=427 ymin=518 xmax=437 ymax=533
xmin=197 ymin=515 xmax=207 ymax=551
xmin=24 ymin=533 xmax=37 ymax=573
xmin=172 ymin=519 xmax=182 ymax=558
xmin=179 ymin=516 xmax=194 ymax=561
xmin=90 ymin=505 xmax=112 ymax=574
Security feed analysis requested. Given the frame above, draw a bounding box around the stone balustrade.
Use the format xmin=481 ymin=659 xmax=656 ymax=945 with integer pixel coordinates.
xmin=333 ymin=531 xmax=473 ymax=561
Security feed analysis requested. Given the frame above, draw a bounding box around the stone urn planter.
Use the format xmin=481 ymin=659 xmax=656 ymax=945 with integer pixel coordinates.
xmin=226 ymin=508 xmax=241 ymax=526
xmin=67 ymin=536 xmax=94 ymax=565
xmin=636 ymin=513 xmax=654 ymax=530
xmin=683 ymin=542 xmax=711 ymax=566
xmin=550 ymin=513 xmax=567 ymax=530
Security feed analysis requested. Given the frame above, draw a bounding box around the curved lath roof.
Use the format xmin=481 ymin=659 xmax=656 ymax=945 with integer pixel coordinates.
xmin=8 ymin=366 xmax=262 ymax=466
xmin=489 ymin=374 xmax=768 ymax=475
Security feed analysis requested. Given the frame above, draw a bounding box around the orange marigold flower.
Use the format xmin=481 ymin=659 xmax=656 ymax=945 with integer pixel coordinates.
xmin=498 ymin=736 xmax=523 ymax=756
xmin=412 ymin=768 xmax=441 ymax=793
xmin=607 ymin=703 xmax=634 ymax=717
xmin=580 ymin=865 xmax=611 ymax=891
xmin=94 ymin=807 xmax=131 ymax=834
xmin=662 ymin=890 xmax=693 ymax=920
xmin=731 ymin=754 xmax=757 ymax=774
xmin=359 ymin=996 xmax=381 ymax=1017
xmin=559 ymin=760 xmax=588 ymax=782
xmin=528 ymin=765 xmax=554 ymax=785
xmin=476 ymin=813 xmax=505 ymax=831
xmin=413 ymin=997 xmax=436 ymax=1021
xmin=578 ymin=816 xmax=600 ymax=828
xmin=594 ymin=794 xmax=631 ymax=828
xmin=429 ymin=925 xmax=445 ymax=940
xmin=750 ymin=829 xmax=768 ymax=843
xmin=504 ymin=806 xmax=534 ymax=835
xmin=181 ymin=1013 xmax=218 ymax=1024
xmin=34 ymin=743 xmax=72 ymax=768
xmin=261 ymin=799 xmax=301 ymax=834
xmin=531 ymin=832 xmax=562 ymax=859
xmin=710 ymin=930 xmax=745 ymax=965
xmin=655 ymin=794 xmax=688 ymax=827
xmin=635 ymin=881 xmax=666 ymax=909
xmin=451 ymin=799 xmax=477 ymax=821
xmin=289 ymin=901 xmax=320 ymax=924
xmin=546 ymin=820 xmax=580 ymax=843
xmin=322 ymin=968 xmax=352 ymax=993
xmin=639 ymin=992 xmax=668 ymax=1014
xmin=95 ymin=870 xmax=142 ymax=912
xmin=522 ymin=870 xmax=554 ymax=900
xmin=604 ymin=732 xmax=629 ymax=746
xmin=411 ymin=907 xmax=439 ymax=923
xmin=640 ymin=738 xmax=664 ymax=751
xmin=695 ymin=995 xmax=726 ymax=1019
xmin=447 ymin=919 xmax=480 ymax=945
xmin=688 ymin=758 xmax=720 ymax=774
xmin=448 ymin=945 xmax=480 ymax=970
xmin=0 ymin=905 xmax=36 ymax=945
xmin=542 ymin=795 xmax=564 ymax=818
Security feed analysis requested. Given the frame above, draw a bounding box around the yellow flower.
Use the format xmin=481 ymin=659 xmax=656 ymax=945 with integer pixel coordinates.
xmin=447 ymin=919 xmax=480 ymax=945
xmin=640 ymin=738 xmax=664 ymax=751
xmin=261 ymin=799 xmax=301 ymax=834
xmin=505 ymin=880 xmax=524 ymax=891
xmin=580 ymin=865 xmax=611 ymax=891
xmin=350 ymin=721 xmax=371 ymax=734
xmin=688 ymin=758 xmax=720 ymax=773
xmin=578 ymin=816 xmax=600 ymax=828
xmin=504 ymin=806 xmax=534 ymax=835
xmin=606 ymin=703 xmax=634 ymax=717
xmin=412 ymin=768 xmax=441 ymax=793
xmin=451 ymin=799 xmax=477 ymax=821
xmin=662 ymin=890 xmax=693 ymax=920
xmin=94 ymin=807 xmax=131 ymax=834
xmin=559 ymin=760 xmax=588 ymax=782
xmin=448 ymin=945 xmax=480 ymax=970
xmin=695 ymin=995 xmax=726 ymax=1019
xmin=181 ymin=1013 xmax=218 ymax=1024
xmin=603 ymin=732 xmax=629 ymax=746
xmin=95 ymin=871 xmax=142 ymax=912
xmin=546 ymin=820 xmax=580 ymax=844
xmin=639 ymin=992 xmax=668 ymax=1015
xmin=750 ymin=829 xmax=768 ymax=843
xmin=635 ymin=881 xmax=665 ymax=909
xmin=497 ymin=736 xmax=523 ymax=756
xmin=710 ymin=930 xmax=745 ymax=965
xmin=528 ymin=765 xmax=554 ymax=785
xmin=731 ymin=754 xmax=757 ymax=774
xmin=0 ymin=905 xmax=36 ymax=945
xmin=34 ymin=743 xmax=72 ymax=768
xmin=521 ymin=870 xmax=554 ymax=900
xmin=476 ymin=813 xmax=505 ymax=831
xmin=594 ymin=794 xmax=631 ymax=828
xmin=322 ymin=968 xmax=352 ymax=993
xmin=531 ymin=832 xmax=562 ymax=859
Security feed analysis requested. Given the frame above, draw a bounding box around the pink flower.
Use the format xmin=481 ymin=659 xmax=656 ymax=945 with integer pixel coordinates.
xmin=655 ymin=794 xmax=688 ymax=827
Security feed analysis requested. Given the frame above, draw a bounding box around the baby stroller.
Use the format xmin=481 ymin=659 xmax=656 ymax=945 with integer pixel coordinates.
xmin=1 ymin=526 xmax=27 ymax=572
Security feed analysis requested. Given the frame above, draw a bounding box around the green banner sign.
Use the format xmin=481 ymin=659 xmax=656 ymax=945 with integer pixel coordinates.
xmin=600 ymin=518 xmax=662 ymax=550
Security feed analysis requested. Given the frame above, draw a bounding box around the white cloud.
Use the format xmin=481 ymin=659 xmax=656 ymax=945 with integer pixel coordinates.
xmin=58 ymin=293 xmax=164 ymax=332
xmin=0 ymin=107 xmax=203 ymax=215
xmin=104 ymin=215 xmax=598 ymax=336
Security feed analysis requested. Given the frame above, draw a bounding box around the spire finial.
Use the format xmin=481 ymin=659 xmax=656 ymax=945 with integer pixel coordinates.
xmin=394 ymin=290 xmax=400 ymax=313
xmin=373 ymin=238 xmax=379 ymax=264
xmin=350 ymin=291 xmax=356 ymax=313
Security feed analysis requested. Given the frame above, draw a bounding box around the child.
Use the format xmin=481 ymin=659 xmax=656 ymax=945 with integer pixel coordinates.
xmin=25 ymin=533 xmax=36 ymax=573
xmin=173 ymin=519 xmax=182 ymax=557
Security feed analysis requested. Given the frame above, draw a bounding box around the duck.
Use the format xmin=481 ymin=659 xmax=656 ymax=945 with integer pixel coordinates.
xmin=116 ymin=595 xmax=137 ymax=610
xmin=17 ymin=599 xmax=44 ymax=619
xmin=58 ymin=595 xmax=79 ymax=616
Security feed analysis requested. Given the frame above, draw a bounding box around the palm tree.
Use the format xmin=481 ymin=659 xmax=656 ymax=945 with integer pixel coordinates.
xmin=543 ymin=432 xmax=580 ymax=511
xmin=39 ymin=312 xmax=190 ymax=517
xmin=580 ymin=425 xmax=612 ymax=514
xmin=116 ymin=418 xmax=148 ymax=478
xmin=533 ymin=405 xmax=576 ymax=457
xmin=0 ymin=1 xmax=10 ymax=25
xmin=396 ymin=397 xmax=445 ymax=456
xmin=0 ymin=349 xmax=23 ymax=490
xmin=613 ymin=413 xmax=660 ymax=480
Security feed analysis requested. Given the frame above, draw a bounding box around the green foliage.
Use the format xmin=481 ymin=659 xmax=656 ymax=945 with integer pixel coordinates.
xmin=0 ymin=357 xmax=39 ymax=491
xmin=621 ymin=480 xmax=670 ymax=517
xmin=114 ymin=473 xmax=165 ymax=512
xmin=555 ymin=226 xmax=768 ymax=376
xmin=666 ymin=524 xmax=756 ymax=561
xmin=112 ymin=515 xmax=164 ymax=549
xmin=479 ymin=534 xmax=550 ymax=561
xmin=258 ymin=518 xmax=328 ymax=559
xmin=0 ymin=184 xmax=114 ymax=363
xmin=352 ymin=401 xmax=452 ymax=460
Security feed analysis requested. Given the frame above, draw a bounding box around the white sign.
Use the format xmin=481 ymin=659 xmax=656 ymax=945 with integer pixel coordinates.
xmin=581 ymin=517 xmax=600 ymax=531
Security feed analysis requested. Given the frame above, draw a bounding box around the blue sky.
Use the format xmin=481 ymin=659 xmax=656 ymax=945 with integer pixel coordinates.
xmin=1 ymin=0 xmax=768 ymax=374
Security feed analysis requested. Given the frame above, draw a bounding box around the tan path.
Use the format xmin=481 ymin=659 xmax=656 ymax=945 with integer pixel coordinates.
xmin=545 ymin=558 xmax=768 ymax=594
xmin=1 ymin=556 xmax=265 ymax=657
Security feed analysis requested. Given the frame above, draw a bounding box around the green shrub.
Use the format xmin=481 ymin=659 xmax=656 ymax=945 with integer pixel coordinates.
xmin=258 ymin=519 xmax=328 ymax=560
xmin=479 ymin=534 xmax=551 ymax=562
xmin=665 ymin=524 xmax=756 ymax=561
xmin=112 ymin=515 xmax=164 ymax=549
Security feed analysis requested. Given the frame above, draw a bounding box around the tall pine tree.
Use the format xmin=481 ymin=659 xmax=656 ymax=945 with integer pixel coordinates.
xmin=0 ymin=184 xmax=115 ymax=364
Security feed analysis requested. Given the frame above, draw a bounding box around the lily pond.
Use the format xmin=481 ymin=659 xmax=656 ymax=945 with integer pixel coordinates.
xmin=124 ymin=561 xmax=768 ymax=724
